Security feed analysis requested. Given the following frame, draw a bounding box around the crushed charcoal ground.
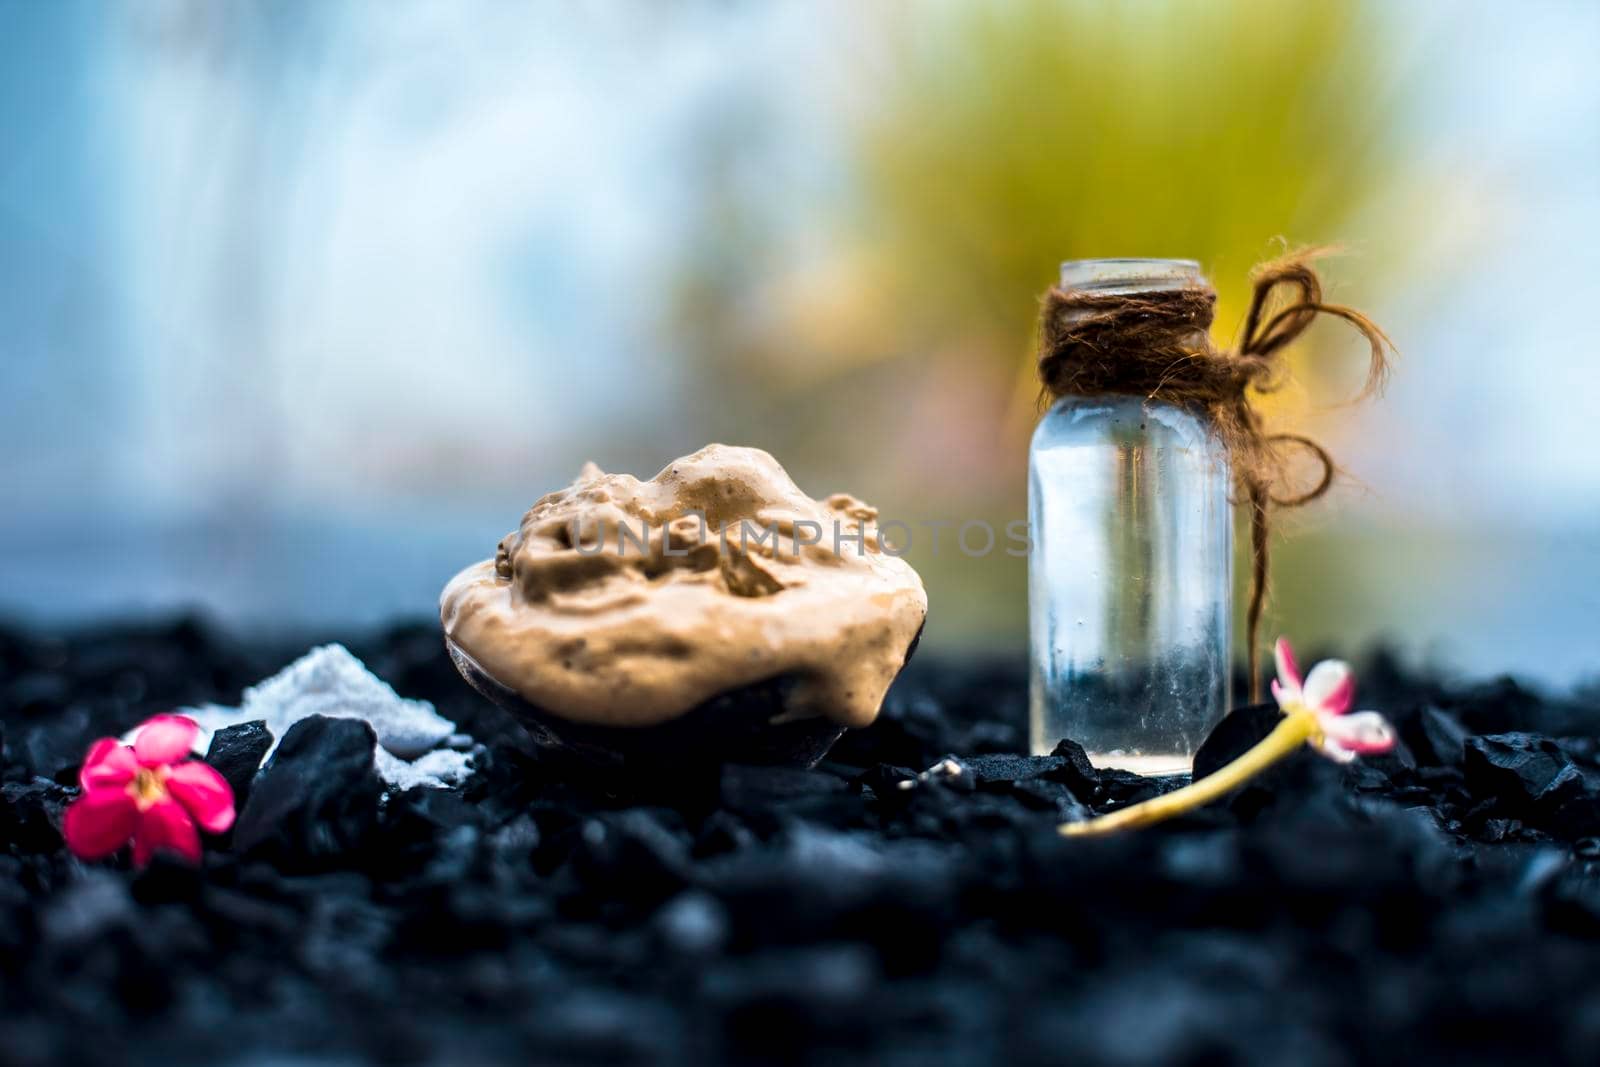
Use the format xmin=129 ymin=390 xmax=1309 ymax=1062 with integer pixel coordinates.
xmin=5 ymin=619 xmax=1600 ymax=1066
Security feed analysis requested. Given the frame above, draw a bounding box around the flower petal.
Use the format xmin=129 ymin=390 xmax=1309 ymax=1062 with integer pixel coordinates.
xmin=165 ymin=760 xmax=236 ymax=834
xmin=1302 ymin=661 xmax=1355 ymax=715
xmin=1311 ymin=733 xmax=1359 ymax=764
xmin=1270 ymin=677 xmax=1302 ymax=710
xmin=132 ymin=714 xmax=201 ymax=767
xmin=132 ymin=797 xmax=201 ymax=867
xmin=79 ymin=738 xmax=139 ymax=792
xmin=1274 ymin=637 xmax=1303 ymax=691
xmin=1320 ymin=710 xmax=1396 ymax=755
xmin=63 ymin=787 xmax=139 ymax=860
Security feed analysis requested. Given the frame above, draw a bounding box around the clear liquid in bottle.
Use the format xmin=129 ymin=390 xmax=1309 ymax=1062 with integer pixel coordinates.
xmin=1028 ymin=260 xmax=1232 ymax=774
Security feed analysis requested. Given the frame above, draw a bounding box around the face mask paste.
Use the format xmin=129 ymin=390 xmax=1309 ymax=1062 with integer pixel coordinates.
xmin=440 ymin=444 xmax=927 ymax=732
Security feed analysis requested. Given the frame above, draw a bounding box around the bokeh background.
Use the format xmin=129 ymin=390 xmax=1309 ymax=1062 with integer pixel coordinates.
xmin=3 ymin=0 xmax=1597 ymax=688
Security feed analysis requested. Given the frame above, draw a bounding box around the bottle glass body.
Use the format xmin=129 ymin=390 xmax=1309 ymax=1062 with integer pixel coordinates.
xmin=1028 ymin=260 xmax=1232 ymax=775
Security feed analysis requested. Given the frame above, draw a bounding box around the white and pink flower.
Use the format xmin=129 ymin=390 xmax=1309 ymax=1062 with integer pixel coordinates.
xmin=1270 ymin=637 xmax=1395 ymax=763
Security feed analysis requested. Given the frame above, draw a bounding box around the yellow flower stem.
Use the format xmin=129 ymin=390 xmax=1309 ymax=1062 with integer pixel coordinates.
xmin=1059 ymin=709 xmax=1317 ymax=837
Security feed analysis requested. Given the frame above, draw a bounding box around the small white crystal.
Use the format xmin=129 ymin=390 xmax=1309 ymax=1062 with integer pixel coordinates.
xmin=374 ymin=747 xmax=476 ymax=791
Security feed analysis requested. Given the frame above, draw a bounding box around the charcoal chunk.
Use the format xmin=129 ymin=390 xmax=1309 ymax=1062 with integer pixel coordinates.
xmin=14 ymin=702 xmax=94 ymax=782
xmin=6 ymin=621 xmax=1600 ymax=1067
xmin=1409 ymin=705 xmax=1473 ymax=766
xmin=232 ymin=715 xmax=383 ymax=868
xmin=204 ymin=719 xmax=273 ymax=807
xmin=1 ymin=777 xmax=70 ymax=852
xmin=1550 ymin=793 xmax=1600 ymax=839
xmin=1193 ymin=704 xmax=1283 ymax=781
xmin=1009 ymin=777 xmax=1092 ymax=820
xmin=958 ymin=752 xmax=1068 ymax=786
xmin=1465 ymin=733 xmax=1582 ymax=809
xmin=1047 ymin=737 xmax=1102 ymax=798
xmin=849 ymin=763 xmax=917 ymax=798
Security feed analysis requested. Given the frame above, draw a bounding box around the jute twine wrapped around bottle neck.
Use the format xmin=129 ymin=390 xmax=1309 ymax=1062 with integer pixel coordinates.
xmin=1037 ymin=248 xmax=1393 ymax=701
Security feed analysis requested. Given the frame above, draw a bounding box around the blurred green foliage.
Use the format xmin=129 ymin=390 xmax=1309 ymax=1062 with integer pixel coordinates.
xmin=672 ymin=0 xmax=1405 ymax=652
xmin=857 ymin=0 xmax=1389 ymax=397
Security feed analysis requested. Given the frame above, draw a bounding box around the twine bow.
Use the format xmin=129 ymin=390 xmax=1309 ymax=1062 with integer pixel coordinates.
xmin=1037 ymin=248 xmax=1392 ymax=700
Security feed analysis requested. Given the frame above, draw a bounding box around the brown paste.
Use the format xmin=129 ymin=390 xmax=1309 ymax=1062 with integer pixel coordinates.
xmin=440 ymin=445 xmax=927 ymax=729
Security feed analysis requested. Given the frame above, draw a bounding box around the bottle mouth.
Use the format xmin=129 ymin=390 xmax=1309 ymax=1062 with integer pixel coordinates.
xmin=1059 ymin=258 xmax=1206 ymax=292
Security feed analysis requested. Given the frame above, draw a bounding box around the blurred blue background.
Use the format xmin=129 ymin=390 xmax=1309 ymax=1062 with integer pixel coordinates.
xmin=3 ymin=0 xmax=1597 ymax=689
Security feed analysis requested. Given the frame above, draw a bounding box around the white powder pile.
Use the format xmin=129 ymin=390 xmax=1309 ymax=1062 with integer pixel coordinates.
xmin=132 ymin=644 xmax=476 ymax=790
xmin=232 ymin=644 xmax=458 ymax=760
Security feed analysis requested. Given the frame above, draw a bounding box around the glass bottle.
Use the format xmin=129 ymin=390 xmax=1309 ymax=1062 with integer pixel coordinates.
xmin=1028 ymin=258 xmax=1232 ymax=775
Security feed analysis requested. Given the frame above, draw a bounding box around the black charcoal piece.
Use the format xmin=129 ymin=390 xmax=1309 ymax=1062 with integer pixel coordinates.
xmin=1 ymin=777 xmax=71 ymax=853
xmin=957 ymin=752 xmax=1069 ymax=787
xmin=849 ymin=763 xmax=918 ymax=798
xmin=1008 ymin=777 xmax=1093 ymax=820
xmin=232 ymin=715 xmax=383 ymax=868
xmin=1465 ymin=732 xmax=1581 ymax=809
xmin=1048 ymin=736 xmax=1103 ymax=798
xmin=6 ymin=621 xmax=1600 ymax=1067
xmin=1192 ymin=703 xmax=1283 ymax=781
xmin=204 ymin=720 xmax=273 ymax=808
xmin=1406 ymin=705 xmax=1473 ymax=766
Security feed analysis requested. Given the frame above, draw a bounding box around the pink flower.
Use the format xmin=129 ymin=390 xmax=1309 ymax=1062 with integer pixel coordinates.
xmin=62 ymin=714 xmax=236 ymax=867
xmin=1271 ymin=637 xmax=1396 ymax=763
